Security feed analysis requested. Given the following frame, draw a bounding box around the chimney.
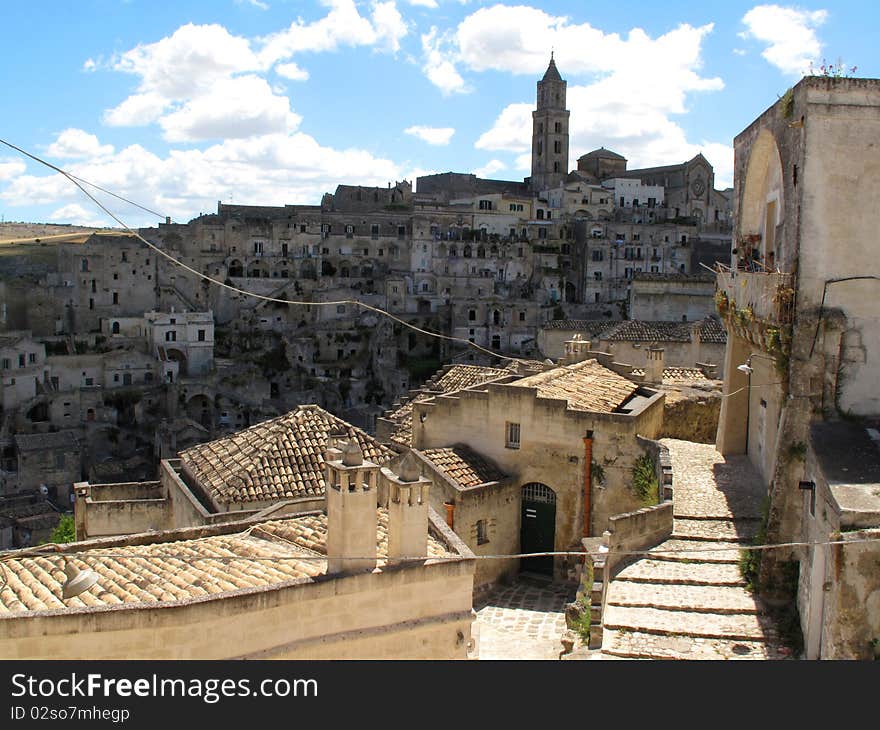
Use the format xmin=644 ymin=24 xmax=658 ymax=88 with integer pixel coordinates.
xmin=381 ymin=452 xmax=431 ymax=565
xmin=644 ymin=346 xmax=665 ymax=383
xmin=690 ymin=321 xmax=702 ymax=365
xmin=325 ymin=439 xmax=379 ymax=574
xmin=560 ymin=334 xmax=591 ymax=365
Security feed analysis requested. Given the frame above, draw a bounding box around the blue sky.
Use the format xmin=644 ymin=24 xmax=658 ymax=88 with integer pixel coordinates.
xmin=0 ymin=0 xmax=874 ymax=228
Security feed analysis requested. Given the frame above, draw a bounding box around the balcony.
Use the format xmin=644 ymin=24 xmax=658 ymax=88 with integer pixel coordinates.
xmin=715 ymin=265 xmax=794 ymax=325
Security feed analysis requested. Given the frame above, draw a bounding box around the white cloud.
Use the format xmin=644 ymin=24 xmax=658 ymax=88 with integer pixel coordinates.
xmin=158 ymin=76 xmax=301 ymax=142
xmin=104 ymin=92 xmax=169 ymax=127
xmin=237 ymin=0 xmax=270 ymax=10
xmin=473 ymin=159 xmax=506 ymax=177
xmin=258 ymin=0 xmax=407 ymax=65
xmin=741 ymin=4 xmax=828 ymax=76
xmin=0 ymin=159 xmax=26 ymax=182
xmin=421 ymin=27 xmax=468 ymax=94
xmin=112 ymin=23 xmax=261 ymax=99
xmin=275 ymin=62 xmax=310 ymax=81
xmin=48 ymin=203 xmax=113 ymax=227
xmin=46 ymin=129 xmax=115 ymax=159
xmin=404 ymin=125 xmax=455 ymax=145
xmin=83 ymin=58 xmax=97 ymax=72
xmin=405 ymin=0 xmax=437 ymax=7
xmin=464 ymin=7 xmax=728 ymax=188
xmin=475 ymin=103 xmax=532 ymax=152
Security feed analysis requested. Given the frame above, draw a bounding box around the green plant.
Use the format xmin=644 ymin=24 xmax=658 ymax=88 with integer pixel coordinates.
xmin=45 ymin=514 xmax=76 ymax=544
xmin=780 ymin=87 xmax=795 ymax=118
xmin=569 ymin=597 xmax=592 ymax=643
xmin=786 ymin=441 xmax=807 ymax=461
xmin=631 ymin=453 xmax=660 ymax=506
xmin=591 ymin=462 xmax=606 ymax=487
xmin=740 ymin=496 xmax=770 ymax=591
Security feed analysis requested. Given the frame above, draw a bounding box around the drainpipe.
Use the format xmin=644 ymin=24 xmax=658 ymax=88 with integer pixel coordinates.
xmin=583 ymin=430 xmax=594 ymax=537
xmin=444 ymin=501 xmax=455 ymax=530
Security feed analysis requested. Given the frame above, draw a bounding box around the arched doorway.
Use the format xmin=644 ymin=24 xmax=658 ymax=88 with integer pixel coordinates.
xmin=520 ymin=482 xmax=556 ymax=576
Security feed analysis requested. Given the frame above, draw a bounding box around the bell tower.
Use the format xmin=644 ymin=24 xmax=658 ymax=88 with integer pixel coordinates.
xmin=531 ymin=53 xmax=570 ymax=192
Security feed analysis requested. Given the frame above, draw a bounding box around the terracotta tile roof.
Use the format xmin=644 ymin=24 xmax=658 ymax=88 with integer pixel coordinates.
xmin=599 ymin=317 xmax=726 ymax=344
xmin=510 ymin=359 xmax=639 ymax=413
xmin=420 ymin=446 xmax=506 ymax=489
xmin=542 ymin=319 xmax=615 ymax=334
xmin=14 ymin=431 xmax=78 ymax=452
xmin=630 ymin=367 xmax=713 ymax=383
xmin=384 ymin=364 xmax=511 ymax=447
xmin=632 ymin=272 xmax=715 ymax=283
xmin=0 ymin=511 xmax=453 ymax=615
xmin=179 ymin=405 xmax=394 ymax=505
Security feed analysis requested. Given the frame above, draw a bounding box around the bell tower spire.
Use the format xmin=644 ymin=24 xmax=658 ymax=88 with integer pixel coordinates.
xmin=530 ymin=54 xmax=570 ymax=192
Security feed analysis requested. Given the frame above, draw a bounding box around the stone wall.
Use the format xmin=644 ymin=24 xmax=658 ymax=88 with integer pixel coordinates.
xmin=659 ymin=387 xmax=721 ymax=443
xmin=604 ymin=501 xmax=674 ymax=581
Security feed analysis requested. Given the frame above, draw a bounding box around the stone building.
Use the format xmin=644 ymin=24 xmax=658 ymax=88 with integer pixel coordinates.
xmin=628 ymin=272 xmax=717 ymax=322
xmin=591 ymin=317 xmax=726 ymax=377
xmin=409 ymin=353 xmax=664 ymax=583
xmin=713 ymin=75 xmax=880 ymax=658
xmin=0 ymin=450 xmax=476 ymax=660
xmin=5 ymin=431 xmax=80 ymax=505
xmin=0 ymin=332 xmax=49 ymax=411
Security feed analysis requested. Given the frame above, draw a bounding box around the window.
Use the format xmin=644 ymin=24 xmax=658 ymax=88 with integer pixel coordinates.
xmin=506 ymin=422 xmax=521 ymax=449
xmin=18 ymin=354 xmax=25 ymax=368
xmin=112 ymin=292 xmax=119 ymax=305
xmin=370 ymin=224 xmax=380 ymax=240
xmin=113 ymin=273 xmax=118 ymax=280
xmin=28 ymin=353 xmax=36 ymax=364
xmin=197 ymin=329 xmax=206 ymax=342
xmin=337 ymin=305 xmax=345 ymax=314
xmin=594 ymin=271 xmax=603 ymax=281
xmin=538 ymin=228 xmax=547 ymax=239
xmin=165 ymin=331 xmax=176 ymax=342
xmin=81 ymin=259 xmax=88 ymax=272
xmin=519 ymin=311 xmax=525 ymax=322
xmin=536 ymin=210 xmax=544 ymax=220
xmin=477 ymin=520 xmax=489 ymax=545
xmin=321 ymin=224 xmax=331 ymax=238
xmin=554 ymin=121 xmax=561 ymax=133
xmin=85 ymin=377 xmax=94 ymax=386
xmin=554 ymin=140 xmax=561 ymax=154
xmin=254 ymin=241 xmax=263 ymax=254
xmin=468 ymin=309 xmax=476 ymax=321
xmin=479 ymin=199 xmax=493 ymax=210
xmin=592 ymin=250 xmax=604 ymax=262
xmin=121 ymin=251 xmax=128 ymax=262
xmin=397 ymin=225 xmax=406 ymax=239
xmin=0 ymin=359 xmax=8 ymax=369
xmin=345 ymin=225 xmax=354 ymax=238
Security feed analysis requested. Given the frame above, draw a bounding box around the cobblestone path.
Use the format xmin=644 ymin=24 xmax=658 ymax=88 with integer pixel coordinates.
xmin=474 ymin=580 xmax=576 ymax=659
xmin=601 ymin=439 xmax=791 ymax=660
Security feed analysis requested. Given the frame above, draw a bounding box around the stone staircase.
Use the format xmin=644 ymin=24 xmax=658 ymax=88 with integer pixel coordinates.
xmin=599 ymin=440 xmax=791 ymax=660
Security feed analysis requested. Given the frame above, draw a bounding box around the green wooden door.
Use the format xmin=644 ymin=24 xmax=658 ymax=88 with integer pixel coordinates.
xmin=520 ymin=483 xmax=556 ymax=576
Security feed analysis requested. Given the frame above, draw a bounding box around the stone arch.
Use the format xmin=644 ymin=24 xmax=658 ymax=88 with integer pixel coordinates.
xmin=228 ymin=259 xmax=244 ymax=277
xmin=186 ymin=393 xmax=212 ymax=429
xmin=740 ymin=128 xmax=785 ymax=267
xmin=166 ymin=348 xmax=188 ymax=376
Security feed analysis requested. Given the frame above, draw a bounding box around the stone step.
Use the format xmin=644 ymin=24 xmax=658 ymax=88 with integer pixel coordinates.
xmin=606 ymin=581 xmax=761 ymax=614
xmin=672 ymin=518 xmax=761 ymax=543
xmin=646 ymin=539 xmax=744 ymax=564
xmin=614 ymin=559 xmax=747 ymax=587
xmin=603 ymin=605 xmax=779 ymax=642
xmin=601 ymin=629 xmax=791 ymax=660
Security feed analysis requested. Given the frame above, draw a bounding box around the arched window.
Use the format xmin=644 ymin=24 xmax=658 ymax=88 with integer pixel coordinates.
xmin=111 ymin=321 xmax=120 ymax=335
